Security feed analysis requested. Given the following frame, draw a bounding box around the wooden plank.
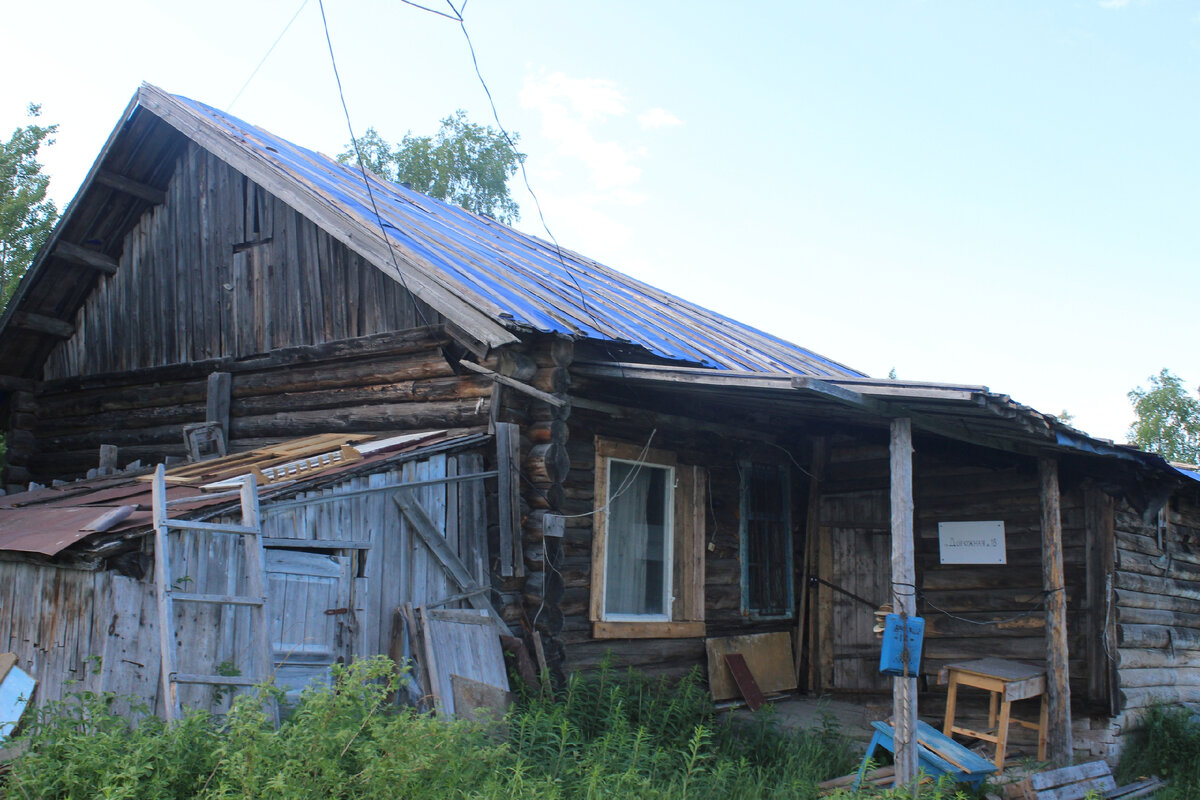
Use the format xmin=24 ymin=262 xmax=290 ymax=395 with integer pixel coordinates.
xmin=450 ymin=673 xmax=513 ymax=723
xmin=457 ymin=359 xmax=566 ymax=407
xmin=890 ymin=418 xmax=919 ymax=788
xmin=723 ymin=653 xmax=766 ymax=711
xmin=13 ymin=312 xmax=74 ymax=338
xmin=420 ymin=607 xmax=509 ymax=717
xmin=206 ymin=371 xmax=232 ymax=437
xmin=95 ymin=168 xmax=167 ymax=205
xmin=393 ymin=492 xmax=508 ymax=636
xmin=496 ymin=422 xmax=521 ymax=578
xmin=53 ymin=240 xmax=119 ymax=274
xmin=1029 ymin=760 xmax=1112 ymax=790
xmin=675 ymin=464 xmax=706 ymax=622
xmin=1040 ymin=457 xmax=1073 ymax=764
xmin=591 ymin=621 xmax=705 ymax=639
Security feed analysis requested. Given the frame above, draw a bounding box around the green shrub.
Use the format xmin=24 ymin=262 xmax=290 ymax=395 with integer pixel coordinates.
xmin=1 ymin=657 xmax=863 ymax=799
xmin=1117 ymin=704 xmax=1200 ymax=799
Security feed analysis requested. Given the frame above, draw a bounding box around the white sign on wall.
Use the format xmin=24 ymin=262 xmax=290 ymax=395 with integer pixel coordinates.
xmin=938 ymin=521 xmax=1006 ymax=565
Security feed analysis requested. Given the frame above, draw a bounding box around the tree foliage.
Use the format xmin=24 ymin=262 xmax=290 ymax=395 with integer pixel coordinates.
xmin=1 ymin=104 xmax=58 ymax=307
xmin=1128 ymin=368 xmax=1200 ymax=464
xmin=338 ymin=110 xmax=524 ymax=224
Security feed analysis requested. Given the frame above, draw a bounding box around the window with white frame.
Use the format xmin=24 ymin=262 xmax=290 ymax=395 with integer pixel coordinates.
xmin=590 ymin=437 xmax=706 ymax=638
xmin=603 ymin=459 xmax=674 ymax=619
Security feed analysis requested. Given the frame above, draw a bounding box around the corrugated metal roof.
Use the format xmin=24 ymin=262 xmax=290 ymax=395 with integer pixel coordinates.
xmin=0 ymin=431 xmax=472 ymax=556
xmin=166 ymin=92 xmax=863 ymax=377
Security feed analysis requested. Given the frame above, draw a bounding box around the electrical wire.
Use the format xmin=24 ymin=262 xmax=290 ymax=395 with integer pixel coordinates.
xmin=399 ymin=0 xmax=610 ymax=342
xmin=229 ymin=0 xmax=310 ymax=111
xmin=316 ymin=0 xmax=435 ymax=333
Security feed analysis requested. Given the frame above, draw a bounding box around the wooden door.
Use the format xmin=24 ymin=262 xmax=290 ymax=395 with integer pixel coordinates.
xmin=265 ymin=548 xmax=351 ymax=704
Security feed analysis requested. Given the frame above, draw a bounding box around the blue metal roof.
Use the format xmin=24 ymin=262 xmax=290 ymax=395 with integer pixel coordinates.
xmin=169 ymin=93 xmax=865 ymax=377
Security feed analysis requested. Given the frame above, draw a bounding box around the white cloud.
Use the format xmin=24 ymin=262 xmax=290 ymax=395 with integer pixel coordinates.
xmin=1099 ymin=0 xmax=1130 ymax=7
xmin=520 ymin=71 xmax=641 ymax=190
xmin=638 ymin=108 xmax=683 ymax=129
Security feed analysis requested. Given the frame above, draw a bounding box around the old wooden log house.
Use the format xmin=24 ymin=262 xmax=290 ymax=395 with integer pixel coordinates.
xmin=1 ymin=84 xmax=1197 ymax=760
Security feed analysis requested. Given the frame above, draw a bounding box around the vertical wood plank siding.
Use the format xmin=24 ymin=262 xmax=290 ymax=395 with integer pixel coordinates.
xmin=1 ymin=449 xmax=489 ymax=715
xmin=43 ymin=144 xmax=439 ymax=380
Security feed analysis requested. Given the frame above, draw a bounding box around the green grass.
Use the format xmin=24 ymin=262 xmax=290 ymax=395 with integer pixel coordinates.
xmin=1116 ymin=704 xmax=1200 ymax=800
xmin=1 ymin=656 xmax=871 ymax=800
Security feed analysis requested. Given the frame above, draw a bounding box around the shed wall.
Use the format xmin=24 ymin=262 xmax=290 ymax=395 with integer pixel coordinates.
xmin=44 ymin=142 xmax=438 ymax=380
xmin=0 ymin=448 xmax=491 ymax=715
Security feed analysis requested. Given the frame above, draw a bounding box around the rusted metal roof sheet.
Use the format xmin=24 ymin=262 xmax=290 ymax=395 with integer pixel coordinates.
xmin=0 ymin=431 xmax=469 ymax=557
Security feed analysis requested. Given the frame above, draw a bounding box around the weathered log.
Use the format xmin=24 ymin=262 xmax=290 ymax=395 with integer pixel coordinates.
xmin=1040 ymin=456 xmax=1072 ymax=764
xmin=10 ymin=391 xmax=37 ymax=413
xmin=530 ymin=399 xmax=571 ymax=423
xmin=524 ymin=443 xmax=570 ymax=485
xmin=1118 ymin=623 xmax=1200 ymax=650
xmin=1117 ymin=604 xmax=1200 ymax=628
xmin=526 ymin=483 xmax=566 ymax=511
xmin=1115 ymin=585 xmax=1200 ymax=612
xmin=35 ymin=402 xmax=207 ymax=435
xmin=530 ymin=367 xmax=570 ymax=394
xmin=529 ymin=420 xmax=568 ymax=445
xmin=225 ymin=399 xmax=488 ymax=439
xmin=532 ymin=338 xmax=574 ymax=368
xmin=1120 ymin=686 xmax=1200 ymax=710
xmin=523 ymin=568 xmax=565 ymax=605
xmin=233 ymin=355 xmax=455 ymax=397
xmin=39 ymin=327 xmax=449 ymax=394
xmin=9 ymin=412 xmax=38 ymax=430
xmin=530 ymin=604 xmax=564 ymax=636
xmin=495 ymin=349 xmax=537 ymax=381
xmin=1117 ymin=648 xmax=1200 ymax=670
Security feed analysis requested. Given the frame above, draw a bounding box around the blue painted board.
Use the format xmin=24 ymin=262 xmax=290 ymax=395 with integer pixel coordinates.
xmin=854 ymin=719 xmax=996 ymax=790
xmin=0 ymin=663 xmax=36 ymax=742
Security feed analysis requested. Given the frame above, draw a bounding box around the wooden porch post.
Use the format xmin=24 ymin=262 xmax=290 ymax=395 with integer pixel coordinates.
xmin=891 ymin=418 xmax=919 ymax=789
xmin=1040 ymin=456 xmax=1073 ymax=764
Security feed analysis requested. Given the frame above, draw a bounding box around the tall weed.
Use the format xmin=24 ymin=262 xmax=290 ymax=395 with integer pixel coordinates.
xmin=1117 ymin=703 xmax=1200 ymax=799
xmin=2 ymin=657 xmax=863 ymax=799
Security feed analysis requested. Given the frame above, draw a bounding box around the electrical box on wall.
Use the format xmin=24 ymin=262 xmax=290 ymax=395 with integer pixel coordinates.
xmin=542 ymin=513 xmax=565 ymax=538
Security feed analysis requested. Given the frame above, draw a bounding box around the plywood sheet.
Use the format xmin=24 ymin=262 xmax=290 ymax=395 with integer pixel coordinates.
xmin=422 ymin=608 xmax=509 ymax=717
xmin=705 ymin=631 xmax=796 ymax=701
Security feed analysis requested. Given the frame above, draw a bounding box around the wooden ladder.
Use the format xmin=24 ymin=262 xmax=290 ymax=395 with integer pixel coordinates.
xmin=152 ymin=464 xmax=274 ymax=722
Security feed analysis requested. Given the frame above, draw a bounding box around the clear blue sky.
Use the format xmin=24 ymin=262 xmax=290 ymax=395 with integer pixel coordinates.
xmin=3 ymin=0 xmax=1197 ymax=443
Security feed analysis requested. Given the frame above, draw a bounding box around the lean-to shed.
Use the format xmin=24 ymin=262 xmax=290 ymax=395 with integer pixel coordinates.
xmin=1 ymin=85 xmax=1198 ymax=759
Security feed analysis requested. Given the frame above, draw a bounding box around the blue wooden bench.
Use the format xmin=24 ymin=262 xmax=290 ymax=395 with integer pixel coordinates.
xmin=853 ymin=720 xmax=998 ymax=791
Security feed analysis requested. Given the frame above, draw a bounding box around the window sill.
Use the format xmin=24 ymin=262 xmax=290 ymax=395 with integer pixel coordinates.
xmin=593 ymin=621 xmax=706 ymax=639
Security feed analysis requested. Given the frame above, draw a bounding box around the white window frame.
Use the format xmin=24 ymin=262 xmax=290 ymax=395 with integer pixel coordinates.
xmin=601 ymin=457 xmax=675 ymax=623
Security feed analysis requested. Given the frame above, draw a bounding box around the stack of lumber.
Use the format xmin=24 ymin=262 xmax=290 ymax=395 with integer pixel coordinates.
xmin=1003 ymin=760 xmax=1164 ymax=800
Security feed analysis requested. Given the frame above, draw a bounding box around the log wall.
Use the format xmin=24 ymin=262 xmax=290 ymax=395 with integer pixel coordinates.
xmin=1113 ymin=489 xmax=1200 ymax=712
xmin=26 ymin=330 xmax=496 ymax=480
xmin=817 ymin=436 xmax=1094 ymax=698
xmin=43 ymin=142 xmax=438 ymax=380
xmin=552 ymin=406 xmax=810 ymax=679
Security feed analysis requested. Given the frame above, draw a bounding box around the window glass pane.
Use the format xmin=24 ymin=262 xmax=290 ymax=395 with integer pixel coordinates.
xmin=744 ymin=463 xmax=791 ymax=617
xmin=605 ymin=461 xmax=670 ymax=616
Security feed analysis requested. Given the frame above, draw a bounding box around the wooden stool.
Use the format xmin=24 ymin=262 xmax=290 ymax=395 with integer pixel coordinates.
xmin=941 ymin=657 xmax=1047 ymax=768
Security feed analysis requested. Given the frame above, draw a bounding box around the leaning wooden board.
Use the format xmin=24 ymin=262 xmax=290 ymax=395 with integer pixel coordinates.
xmin=706 ymin=632 xmax=796 ymax=701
